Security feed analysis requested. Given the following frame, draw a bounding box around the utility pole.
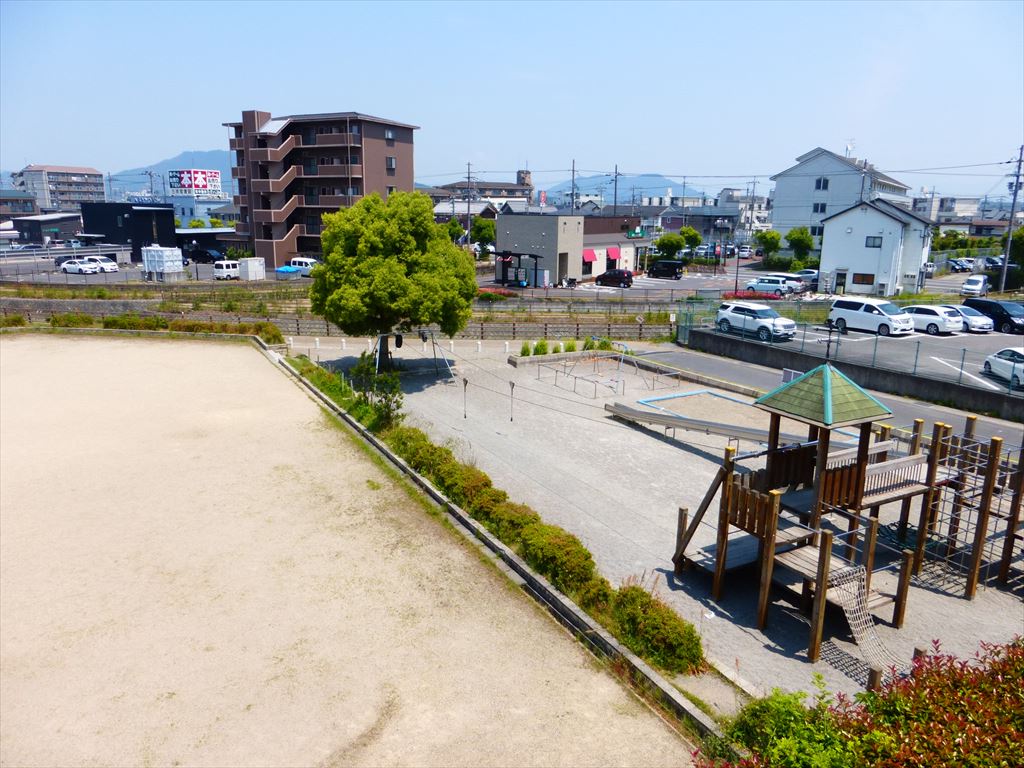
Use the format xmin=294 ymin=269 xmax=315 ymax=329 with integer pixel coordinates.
xmin=999 ymin=144 xmax=1023 ymax=292
xmin=612 ymin=164 xmax=619 ymax=216
xmin=571 ymin=159 xmax=577 ymax=211
xmin=748 ymin=178 xmax=758 ymax=242
xmin=466 ymin=161 xmax=472 ymax=242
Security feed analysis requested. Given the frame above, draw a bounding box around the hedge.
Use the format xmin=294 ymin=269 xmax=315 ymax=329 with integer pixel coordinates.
xmin=1 ymin=314 xmax=27 ymax=327
xmin=49 ymin=312 xmax=95 ymax=328
xmin=519 ymin=522 xmax=595 ymax=594
xmin=612 ymin=585 xmax=703 ymax=674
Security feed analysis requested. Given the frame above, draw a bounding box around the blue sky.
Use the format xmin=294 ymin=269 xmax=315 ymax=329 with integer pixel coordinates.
xmin=1 ymin=0 xmax=1021 ymax=198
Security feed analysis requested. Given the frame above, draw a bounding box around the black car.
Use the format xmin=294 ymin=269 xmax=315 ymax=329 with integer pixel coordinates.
xmin=648 ymin=260 xmax=684 ymax=279
xmin=190 ymin=248 xmax=225 ymax=264
xmin=948 ymin=258 xmax=971 ymax=273
xmin=962 ymin=298 xmax=1024 ymax=334
xmin=595 ymin=269 xmax=633 ymax=287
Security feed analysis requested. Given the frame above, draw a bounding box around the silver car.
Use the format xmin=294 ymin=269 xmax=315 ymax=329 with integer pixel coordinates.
xmin=903 ymin=305 xmax=961 ymax=335
xmin=939 ymin=304 xmax=993 ymax=333
xmin=60 ymin=259 xmax=99 ymax=275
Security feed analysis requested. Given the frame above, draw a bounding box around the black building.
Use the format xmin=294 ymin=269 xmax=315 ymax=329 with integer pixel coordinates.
xmin=12 ymin=212 xmax=81 ymax=243
xmin=80 ymin=202 xmax=176 ymax=261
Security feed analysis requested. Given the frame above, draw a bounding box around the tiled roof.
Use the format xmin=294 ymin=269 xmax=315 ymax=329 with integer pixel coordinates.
xmin=753 ymin=363 xmax=891 ymax=429
xmin=21 ymin=164 xmax=102 ymax=175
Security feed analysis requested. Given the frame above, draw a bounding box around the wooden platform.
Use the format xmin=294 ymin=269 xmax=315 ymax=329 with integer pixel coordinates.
xmin=682 ymin=518 xmax=812 ymax=573
xmin=773 ymin=547 xmax=895 ymax=610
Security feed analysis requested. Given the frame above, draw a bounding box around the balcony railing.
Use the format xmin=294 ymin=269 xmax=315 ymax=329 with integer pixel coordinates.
xmin=305 ymin=194 xmax=362 ymax=208
xmin=231 ymin=166 xmax=247 ymax=179
xmin=252 ymin=194 xmax=301 ymax=224
xmin=306 ymin=163 xmax=362 ymax=178
xmin=251 ymin=164 xmax=300 ymax=193
xmin=249 ymin=134 xmax=299 ymax=162
xmin=314 ymin=132 xmax=361 ymax=147
xmin=229 ymin=137 xmax=245 ymax=150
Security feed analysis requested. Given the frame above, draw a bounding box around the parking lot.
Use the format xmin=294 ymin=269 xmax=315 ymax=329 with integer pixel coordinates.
xmin=710 ymin=321 xmax=1023 ymax=395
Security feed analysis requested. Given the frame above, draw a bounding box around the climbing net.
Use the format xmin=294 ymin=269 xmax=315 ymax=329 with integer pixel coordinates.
xmin=828 ymin=565 xmax=907 ymax=675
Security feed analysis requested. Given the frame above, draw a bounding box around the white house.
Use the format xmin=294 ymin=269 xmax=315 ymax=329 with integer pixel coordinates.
xmin=769 ymin=148 xmax=911 ymax=248
xmin=819 ymin=199 xmax=933 ymax=297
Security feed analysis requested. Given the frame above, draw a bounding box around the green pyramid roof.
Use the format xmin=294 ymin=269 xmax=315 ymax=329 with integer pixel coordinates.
xmin=753 ymin=363 xmax=891 ymax=429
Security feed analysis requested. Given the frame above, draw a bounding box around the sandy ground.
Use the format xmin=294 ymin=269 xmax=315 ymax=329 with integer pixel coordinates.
xmin=0 ymin=335 xmax=693 ymax=768
xmin=332 ymin=338 xmax=1024 ymax=699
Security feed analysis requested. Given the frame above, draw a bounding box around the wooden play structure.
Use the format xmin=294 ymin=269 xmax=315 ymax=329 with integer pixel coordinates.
xmin=673 ymin=363 xmax=1022 ymax=667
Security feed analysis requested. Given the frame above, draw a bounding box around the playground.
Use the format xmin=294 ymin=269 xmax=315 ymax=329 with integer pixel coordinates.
xmin=0 ymin=335 xmax=694 ymax=767
xmin=370 ymin=338 xmax=1023 ymax=698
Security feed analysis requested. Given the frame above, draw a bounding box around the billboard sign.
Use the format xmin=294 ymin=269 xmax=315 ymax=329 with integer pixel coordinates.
xmin=168 ymin=169 xmax=223 ymax=198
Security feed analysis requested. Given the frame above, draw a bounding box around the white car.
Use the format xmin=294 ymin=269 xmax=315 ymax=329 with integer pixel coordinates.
xmin=829 ymin=297 xmax=915 ymax=336
xmin=982 ymin=348 xmax=1024 ymax=389
xmin=716 ymin=301 xmax=797 ymax=341
xmin=764 ymin=273 xmax=807 ymax=293
xmin=695 ymin=245 xmax=710 ymax=257
xmin=903 ymin=305 xmax=961 ymax=335
xmin=960 ymin=275 xmax=989 ymax=297
xmin=938 ymin=304 xmax=993 ymax=333
xmin=745 ymin=276 xmax=791 ymax=296
xmin=737 ymin=245 xmax=753 ymax=258
xmin=212 ymin=260 xmax=240 ymax=280
xmin=60 ymin=259 xmax=99 ymax=274
xmin=81 ymin=256 xmax=119 ymax=273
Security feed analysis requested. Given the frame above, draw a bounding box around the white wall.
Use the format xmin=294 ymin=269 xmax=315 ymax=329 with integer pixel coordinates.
xmin=821 ymin=206 xmax=904 ymax=296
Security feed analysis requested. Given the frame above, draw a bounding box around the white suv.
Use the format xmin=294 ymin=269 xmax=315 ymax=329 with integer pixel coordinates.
xmin=716 ymin=301 xmax=798 ymax=341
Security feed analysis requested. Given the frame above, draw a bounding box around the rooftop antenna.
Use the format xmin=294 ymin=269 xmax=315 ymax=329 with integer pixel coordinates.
xmin=845 ymin=139 xmax=855 ymax=158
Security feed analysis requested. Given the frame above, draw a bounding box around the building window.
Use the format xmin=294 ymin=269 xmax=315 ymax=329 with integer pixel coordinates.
xmin=852 ymin=273 xmax=875 ymax=285
xmin=865 ymin=236 xmax=882 ymax=248
xmin=386 ymin=186 xmax=396 ymax=196
xmin=812 ymin=203 xmax=827 ymax=214
xmin=384 ymin=129 xmax=395 ymax=140
xmin=386 ymin=156 xmax=396 ymax=170
xmin=810 ymin=226 xmax=824 ymax=236
xmin=814 ymin=177 xmax=829 ymax=191
xmin=582 ymin=260 xmax=593 ymax=276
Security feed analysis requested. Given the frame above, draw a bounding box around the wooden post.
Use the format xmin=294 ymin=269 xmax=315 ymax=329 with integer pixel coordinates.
xmin=712 ymin=447 xmax=737 ymax=602
xmin=867 ymin=666 xmax=884 ymax=691
xmin=998 ymin=449 xmax=1023 ymax=584
xmin=913 ymin=646 xmax=928 ymax=662
xmin=909 ymin=418 xmax=925 ymax=455
xmin=944 ymin=434 xmax=968 ymax=558
xmin=812 ymin=428 xmax=831 ymax=513
xmin=897 ymin=496 xmax=913 ymax=542
xmin=756 ymin=490 xmax=783 ymax=630
xmin=672 ymin=507 xmax=689 ymax=576
xmin=765 ymin=413 xmax=781 ymax=486
xmin=863 ymin=516 xmax=879 ymax=594
xmin=965 ymin=436 xmax=1003 ymax=599
xmin=963 ymin=414 xmax=977 ymax=441
xmin=877 ymin=424 xmax=892 ymax=462
xmin=679 ymin=466 xmax=726 ymax=557
xmin=892 ymin=549 xmax=914 ymax=629
xmin=808 ymin=531 xmax=833 ymax=663
xmin=854 ymin=422 xmax=873 ymax=510
xmin=914 ymin=423 xmax=948 ymax=575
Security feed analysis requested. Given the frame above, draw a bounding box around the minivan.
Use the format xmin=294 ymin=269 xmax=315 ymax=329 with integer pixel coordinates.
xmin=212 ymin=260 xmax=240 ymax=280
xmin=745 ymin=275 xmax=790 ymax=295
xmin=649 ymin=260 xmax=684 ymax=279
xmin=828 ymin=297 xmax=914 ymax=336
xmin=960 ymin=275 xmax=989 ymax=297
xmin=962 ymin=298 xmax=1024 ymax=334
xmin=288 ymin=256 xmax=320 ymax=277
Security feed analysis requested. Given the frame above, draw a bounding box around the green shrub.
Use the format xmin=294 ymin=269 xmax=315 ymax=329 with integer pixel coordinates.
xmin=486 ymin=501 xmax=541 ymax=543
xmin=520 ymin=340 xmax=531 ymax=356
xmin=1 ymin=314 xmax=27 ymax=327
xmin=582 ymin=337 xmax=595 ymax=351
xmin=434 ymin=461 xmax=492 ymax=509
xmin=102 ymin=314 xmax=169 ymax=331
xmin=576 ymin=576 xmax=614 ymax=612
xmin=611 ymin=585 xmax=703 ymax=674
xmin=49 ymin=312 xmax=94 ymax=328
xmin=519 ymin=522 xmax=596 ymax=594
xmin=533 ymin=338 xmax=548 ymax=355
xmin=564 ymin=339 xmax=577 ymax=353
xmin=597 ymin=338 xmax=613 ymax=351
xmin=467 ymin=486 xmax=509 ymax=524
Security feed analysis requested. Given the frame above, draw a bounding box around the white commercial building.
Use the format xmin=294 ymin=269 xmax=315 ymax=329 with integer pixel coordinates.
xmin=769 ymin=148 xmax=910 ymax=248
xmin=819 ymin=199 xmax=933 ymax=297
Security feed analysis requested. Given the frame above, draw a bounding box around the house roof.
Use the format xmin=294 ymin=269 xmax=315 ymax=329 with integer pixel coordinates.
xmin=597 ymin=205 xmax=671 ymax=218
xmin=770 ymin=147 xmax=910 ymax=191
xmin=223 ymin=112 xmax=419 ymax=131
xmin=14 ymin=212 xmax=81 ymax=222
xmin=0 ymin=189 xmax=35 ymax=200
xmin=433 ymin=201 xmax=497 ymax=216
xmin=753 ymin=363 xmax=891 ymax=429
xmin=439 ymin=180 xmax=532 ymax=191
xmin=208 ymin=202 xmax=239 ymax=215
xmin=821 ymin=198 xmax=934 ymax=227
xmin=20 ymin=164 xmax=102 ymax=176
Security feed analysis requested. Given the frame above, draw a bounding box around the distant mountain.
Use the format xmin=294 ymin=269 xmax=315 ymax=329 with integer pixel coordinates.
xmin=110 ymin=150 xmax=234 ymax=199
xmin=544 ymin=173 xmax=701 ymax=204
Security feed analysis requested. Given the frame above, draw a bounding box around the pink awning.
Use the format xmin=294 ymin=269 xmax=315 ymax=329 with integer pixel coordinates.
xmin=582 ymin=249 xmax=597 ymax=263
xmin=607 ymin=246 xmax=621 ymax=260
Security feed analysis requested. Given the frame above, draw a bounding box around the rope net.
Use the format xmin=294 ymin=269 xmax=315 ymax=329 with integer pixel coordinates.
xmin=828 ymin=565 xmax=907 ymax=673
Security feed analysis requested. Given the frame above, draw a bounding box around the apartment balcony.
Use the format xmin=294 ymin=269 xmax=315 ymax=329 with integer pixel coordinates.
xmin=250 ymin=164 xmax=302 ymax=193
xmin=231 ymin=166 xmax=247 ymax=179
xmin=233 ymin=194 xmax=245 ymax=206
xmin=304 ymin=194 xmax=362 ymax=209
xmin=229 ymin=137 xmax=245 ymax=150
xmin=314 ymin=132 xmax=361 ymax=147
xmin=304 ymin=164 xmax=362 ymax=179
xmin=250 ymin=134 xmax=300 ymax=163
xmin=255 ymin=223 xmax=302 ymax=268
xmin=252 ymin=194 xmax=301 ymax=224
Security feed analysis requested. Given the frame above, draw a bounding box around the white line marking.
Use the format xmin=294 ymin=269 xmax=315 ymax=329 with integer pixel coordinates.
xmin=929 ymin=356 xmax=1000 ymax=390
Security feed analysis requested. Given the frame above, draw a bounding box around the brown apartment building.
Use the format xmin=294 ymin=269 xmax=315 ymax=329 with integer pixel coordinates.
xmin=224 ymin=109 xmax=418 ymax=267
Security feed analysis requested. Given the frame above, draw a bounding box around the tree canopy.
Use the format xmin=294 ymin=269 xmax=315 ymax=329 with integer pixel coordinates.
xmin=678 ymin=226 xmax=702 ymax=250
xmin=310 ymin=192 xmax=477 ymax=339
xmin=188 ymin=219 xmax=206 ymax=228
xmin=755 ymin=229 xmax=782 ymax=256
xmin=785 ymin=226 xmax=814 ymax=259
xmin=446 ymin=217 xmax=464 ymax=242
xmin=470 ymin=216 xmax=496 ymax=246
xmin=654 ymin=233 xmax=686 ymax=259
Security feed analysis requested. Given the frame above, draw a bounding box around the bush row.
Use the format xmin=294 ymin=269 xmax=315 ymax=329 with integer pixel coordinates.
xmin=377 ymin=419 xmax=703 ymax=675
xmin=47 ymin=312 xmax=283 ymax=343
xmin=1 ymin=314 xmax=27 ymax=327
xmin=519 ymin=337 xmax=611 ymax=356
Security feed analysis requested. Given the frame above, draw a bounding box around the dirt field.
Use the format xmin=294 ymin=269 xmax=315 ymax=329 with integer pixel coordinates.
xmin=0 ymin=335 xmax=693 ymax=768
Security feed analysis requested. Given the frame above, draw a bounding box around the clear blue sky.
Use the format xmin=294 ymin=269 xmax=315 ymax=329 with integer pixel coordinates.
xmin=2 ymin=0 xmax=1022 ymax=198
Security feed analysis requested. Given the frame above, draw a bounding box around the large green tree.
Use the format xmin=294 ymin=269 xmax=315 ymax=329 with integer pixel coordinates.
xmin=654 ymin=233 xmax=686 ymax=259
xmin=310 ymin=192 xmax=477 ymax=365
xmin=470 ymin=216 xmax=496 ymax=246
xmin=785 ymin=226 xmax=814 ymax=259
xmin=678 ymin=226 xmax=702 ymax=250
xmin=755 ymin=229 xmax=782 ymax=257
xmin=446 ymin=217 xmax=464 ymax=243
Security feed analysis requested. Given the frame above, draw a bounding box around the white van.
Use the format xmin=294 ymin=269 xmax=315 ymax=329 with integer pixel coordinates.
xmin=212 ymin=260 xmax=240 ymax=280
xmin=828 ymin=297 xmax=914 ymax=336
xmin=288 ymin=257 xmax=319 ymax=277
